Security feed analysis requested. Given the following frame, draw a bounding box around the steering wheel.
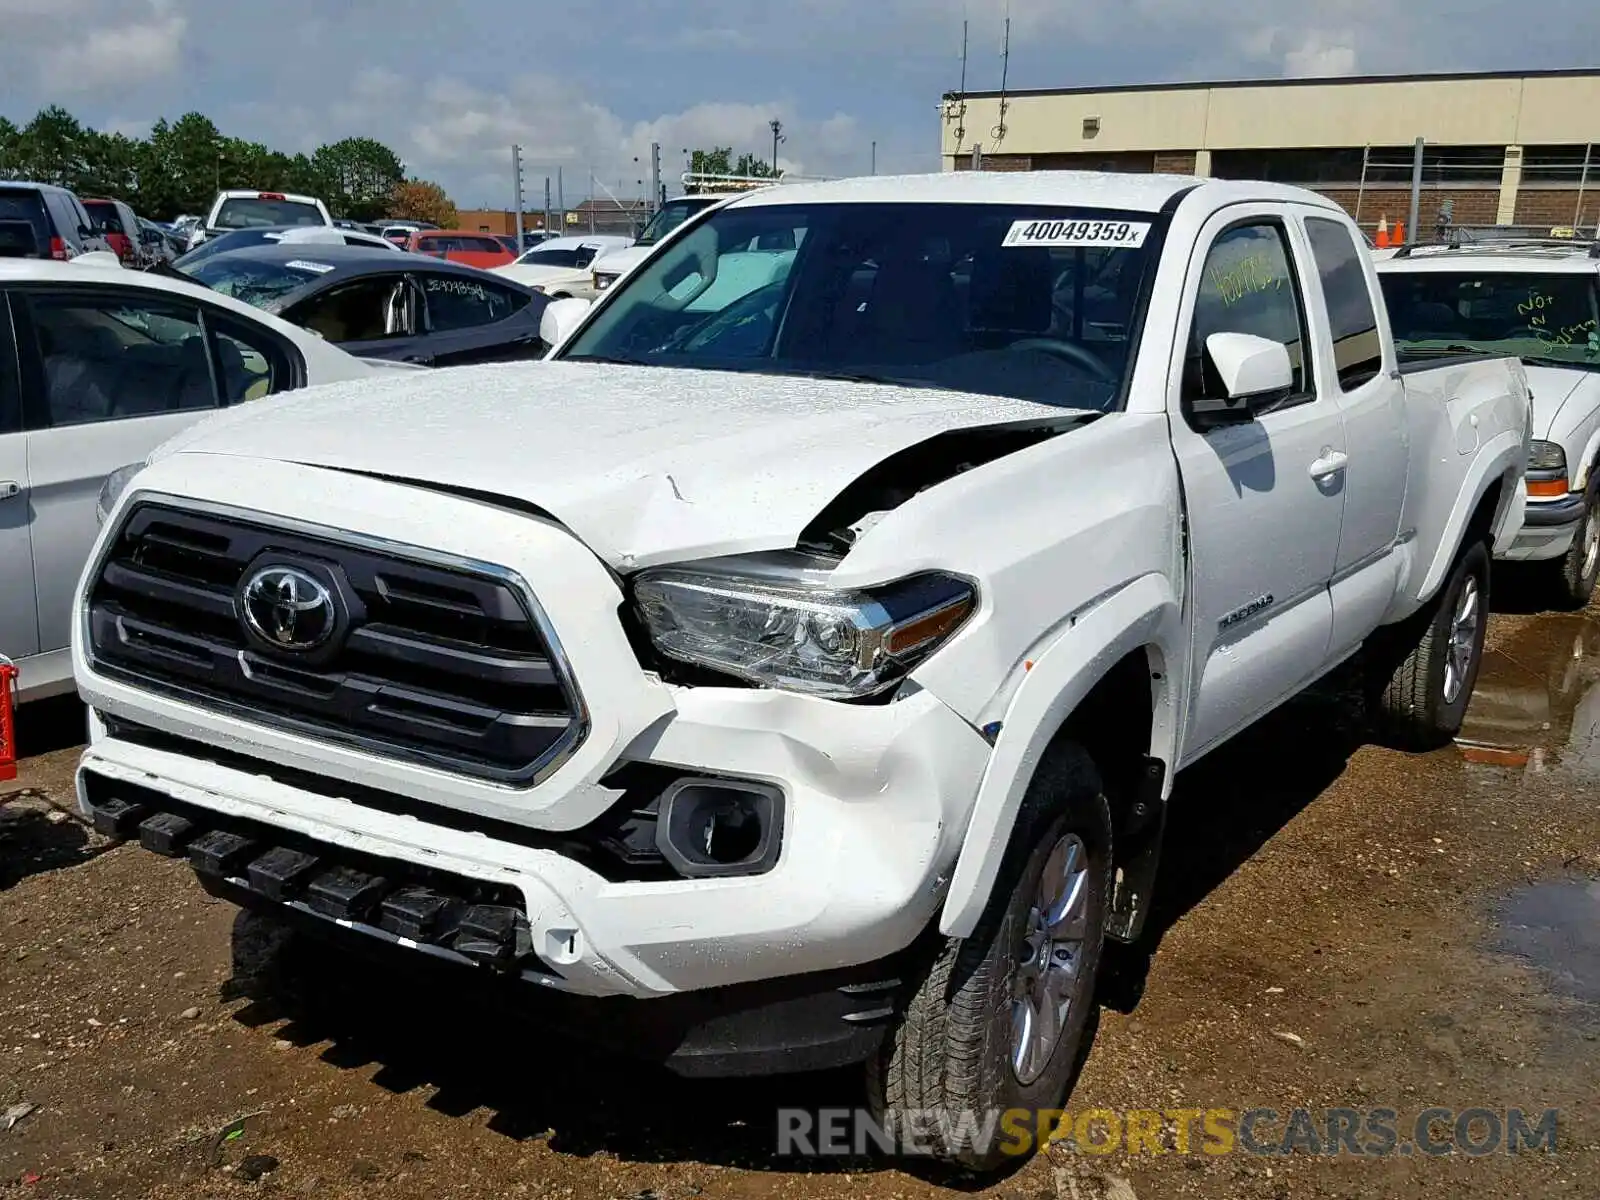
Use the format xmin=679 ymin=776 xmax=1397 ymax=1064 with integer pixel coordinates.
xmin=1007 ymin=337 xmax=1119 ymax=383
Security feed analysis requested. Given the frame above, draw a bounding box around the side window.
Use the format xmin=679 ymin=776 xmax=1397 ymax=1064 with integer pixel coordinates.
xmin=26 ymin=291 xmax=218 ymax=427
xmin=1305 ymin=217 xmax=1384 ymax=390
xmin=422 ymin=274 xmax=530 ymax=332
xmin=1189 ymin=222 xmax=1311 ymax=400
xmin=284 ymin=277 xmax=407 ymax=343
xmin=0 ymin=296 xmax=20 ymax=434
xmin=206 ymin=311 xmax=296 ymax=403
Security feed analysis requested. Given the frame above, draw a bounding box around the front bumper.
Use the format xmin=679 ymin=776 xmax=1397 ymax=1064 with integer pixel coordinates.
xmin=1501 ymin=493 xmax=1586 ymax=562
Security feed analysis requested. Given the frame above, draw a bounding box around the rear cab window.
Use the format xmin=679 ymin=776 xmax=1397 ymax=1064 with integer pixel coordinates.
xmin=1304 ymin=216 xmax=1384 ymax=389
xmin=84 ymin=201 xmax=124 ymax=234
xmin=214 ymin=196 xmax=325 ymax=230
xmin=0 ymin=188 xmax=51 ymax=249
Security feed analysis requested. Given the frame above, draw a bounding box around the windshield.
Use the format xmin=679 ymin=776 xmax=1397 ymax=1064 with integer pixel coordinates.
xmin=635 ymin=198 xmax=717 ymax=246
xmin=214 ymin=197 xmax=324 ymax=230
xmin=1380 ymin=270 xmax=1600 ymax=368
xmin=562 ymin=201 xmax=1162 ymax=410
xmin=174 ymin=229 xmax=279 ymax=268
xmin=517 ymin=246 xmax=602 ymax=268
xmin=84 ymin=201 xmax=124 ymax=233
xmin=185 ymin=256 xmax=330 ymax=307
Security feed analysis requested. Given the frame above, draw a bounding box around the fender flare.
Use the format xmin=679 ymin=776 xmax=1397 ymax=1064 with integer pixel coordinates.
xmin=1573 ymin=425 xmax=1600 ymax=493
xmin=1416 ymin=430 xmax=1524 ymax=603
xmin=938 ymin=572 xmax=1183 ymax=938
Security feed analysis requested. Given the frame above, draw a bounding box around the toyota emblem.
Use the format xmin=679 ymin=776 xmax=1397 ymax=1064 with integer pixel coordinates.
xmin=241 ymin=565 xmax=336 ymax=651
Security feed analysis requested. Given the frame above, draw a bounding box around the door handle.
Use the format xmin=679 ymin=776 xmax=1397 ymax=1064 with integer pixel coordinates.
xmin=0 ymin=481 xmax=21 ymax=500
xmin=1308 ymin=451 xmax=1349 ymax=480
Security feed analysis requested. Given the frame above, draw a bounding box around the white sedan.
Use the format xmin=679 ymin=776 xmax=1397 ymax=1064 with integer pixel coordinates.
xmin=492 ymin=235 xmax=633 ymax=298
xmin=0 ymin=257 xmax=419 ymax=703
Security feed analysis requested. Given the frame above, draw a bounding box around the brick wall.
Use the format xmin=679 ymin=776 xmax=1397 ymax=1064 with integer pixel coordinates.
xmin=1309 ymin=186 xmax=1502 ymax=232
xmin=1514 ymin=189 xmax=1600 ymax=230
xmin=1153 ymin=151 xmax=1198 ymax=175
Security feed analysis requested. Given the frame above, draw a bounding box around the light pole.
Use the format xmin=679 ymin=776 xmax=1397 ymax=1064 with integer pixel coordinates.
xmin=770 ymin=118 xmax=785 ymax=175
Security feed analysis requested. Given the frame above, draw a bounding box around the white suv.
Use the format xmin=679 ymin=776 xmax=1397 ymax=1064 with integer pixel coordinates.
xmin=1380 ymin=241 xmax=1600 ymax=604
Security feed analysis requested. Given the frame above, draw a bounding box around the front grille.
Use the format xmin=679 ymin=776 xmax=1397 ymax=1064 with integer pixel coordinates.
xmin=87 ymin=503 xmax=585 ymax=784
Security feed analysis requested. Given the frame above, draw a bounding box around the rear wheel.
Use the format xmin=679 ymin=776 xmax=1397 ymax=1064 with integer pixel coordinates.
xmin=867 ymin=741 xmax=1111 ymax=1170
xmin=1369 ymin=539 xmax=1490 ymax=748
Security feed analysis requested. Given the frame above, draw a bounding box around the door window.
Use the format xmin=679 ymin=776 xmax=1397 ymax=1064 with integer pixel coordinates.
xmin=1304 ymin=217 xmax=1383 ymax=389
xmin=0 ymin=297 xmax=19 ymax=434
xmin=26 ymin=293 xmax=219 ymax=426
xmin=285 ymin=276 xmax=409 ymax=342
xmin=1188 ymin=222 xmax=1312 ymax=402
xmin=208 ymin=312 xmax=295 ymax=403
xmin=421 ymin=274 xmax=530 ymax=332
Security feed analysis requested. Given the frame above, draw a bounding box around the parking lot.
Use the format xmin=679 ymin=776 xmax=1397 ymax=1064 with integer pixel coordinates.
xmin=3 ymin=591 xmax=1596 ymax=1200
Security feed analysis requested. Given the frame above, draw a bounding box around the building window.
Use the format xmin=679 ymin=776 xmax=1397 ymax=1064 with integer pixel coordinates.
xmin=1521 ymin=145 xmax=1598 ymax=185
xmin=1212 ymin=146 xmax=1506 ymax=187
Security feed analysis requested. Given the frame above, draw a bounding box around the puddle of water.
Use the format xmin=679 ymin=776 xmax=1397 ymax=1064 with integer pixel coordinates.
xmin=1458 ymin=613 xmax=1600 ymax=774
xmin=1497 ymin=879 xmax=1600 ymax=1007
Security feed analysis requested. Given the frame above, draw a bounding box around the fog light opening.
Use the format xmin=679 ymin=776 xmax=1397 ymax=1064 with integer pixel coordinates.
xmin=656 ymin=778 xmax=784 ymax=878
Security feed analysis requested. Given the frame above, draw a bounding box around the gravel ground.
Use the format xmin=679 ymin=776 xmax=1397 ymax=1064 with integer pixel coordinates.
xmin=2 ymin=601 xmax=1597 ymax=1200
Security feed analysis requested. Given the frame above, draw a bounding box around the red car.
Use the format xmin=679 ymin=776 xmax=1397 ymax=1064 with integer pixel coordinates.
xmin=83 ymin=198 xmax=140 ymax=263
xmin=405 ymin=229 xmax=515 ymax=269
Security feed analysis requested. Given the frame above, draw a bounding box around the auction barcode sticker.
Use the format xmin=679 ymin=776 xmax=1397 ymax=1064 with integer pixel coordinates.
xmin=1002 ymin=219 xmax=1151 ymax=249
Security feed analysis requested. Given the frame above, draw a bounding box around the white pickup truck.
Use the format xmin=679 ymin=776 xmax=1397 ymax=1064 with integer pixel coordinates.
xmin=75 ymin=172 xmax=1530 ymax=1169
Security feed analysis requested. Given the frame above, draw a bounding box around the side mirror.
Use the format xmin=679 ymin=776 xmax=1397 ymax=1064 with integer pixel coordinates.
xmin=540 ymin=296 xmax=591 ymax=349
xmin=1188 ymin=332 xmax=1294 ymax=428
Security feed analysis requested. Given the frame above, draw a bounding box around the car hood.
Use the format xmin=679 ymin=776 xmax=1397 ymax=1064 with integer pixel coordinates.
xmin=1524 ymin=364 xmax=1598 ymax=439
xmin=592 ymin=245 xmax=651 ymax=275
xmin=493 ymin=263 xmax=586 ymax=287
xmin=151 ymin=360 xmax=1079 ymax=567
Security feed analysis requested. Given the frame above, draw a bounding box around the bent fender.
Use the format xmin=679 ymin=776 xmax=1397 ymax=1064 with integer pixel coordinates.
xmin=938 ymin=572 xmax=1184 ymax=938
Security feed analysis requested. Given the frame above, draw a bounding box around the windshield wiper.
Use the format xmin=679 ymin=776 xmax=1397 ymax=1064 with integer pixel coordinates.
xmin=1521 ymin=354 xmax=1600 ymax=371
xmin=563 ymin=353 xmax=652 ymax=366
xmin=1401 ymin=343 xmax=1488 ymax=357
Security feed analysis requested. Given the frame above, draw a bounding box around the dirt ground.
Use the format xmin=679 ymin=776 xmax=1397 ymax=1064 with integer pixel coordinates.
xmin=3 ymin=595 xmax=1598 ymax=1200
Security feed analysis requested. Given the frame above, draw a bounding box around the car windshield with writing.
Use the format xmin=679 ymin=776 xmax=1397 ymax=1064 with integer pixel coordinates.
xmin=1380 ymin=271 xmax=1600 ymax=369
xmin=214 ymin=197 xmax=325 ymax=230
xmin=562 ymin=202 xmax=1164 ymax=410
xmin=185 ymin=256 xmax=332 ymax=308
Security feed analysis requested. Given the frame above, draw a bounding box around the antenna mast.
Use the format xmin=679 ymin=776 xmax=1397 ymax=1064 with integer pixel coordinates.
xmin=992 ymin=14 xmax=1010 ymax=143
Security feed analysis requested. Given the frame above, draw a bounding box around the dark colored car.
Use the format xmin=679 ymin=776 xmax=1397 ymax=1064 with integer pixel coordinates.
xmin=0 ymin=182 xmax=112 ymax=259
xmin=178 ymin=243 xmax=549 ymax=367
xmin=83 ymin=198 xmax=141 ymax=263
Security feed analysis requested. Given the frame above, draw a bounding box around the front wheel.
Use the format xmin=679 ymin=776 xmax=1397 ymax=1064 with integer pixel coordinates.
xmin=867 ymin=741 xmax=1112 ymax=1171
xmin=1552 ymin=481 xmax=1600 ymax=609
xmin=1369 ymin=539 xmax=1490 ymax=748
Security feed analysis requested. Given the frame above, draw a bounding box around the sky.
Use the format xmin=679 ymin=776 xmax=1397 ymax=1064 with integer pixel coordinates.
xmin=2 ymin=0 xmax=1598 ymax=209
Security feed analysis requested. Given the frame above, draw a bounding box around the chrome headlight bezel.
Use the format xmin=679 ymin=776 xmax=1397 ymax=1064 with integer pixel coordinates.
xmin=631 ymin=554 xmax=977 ymax=700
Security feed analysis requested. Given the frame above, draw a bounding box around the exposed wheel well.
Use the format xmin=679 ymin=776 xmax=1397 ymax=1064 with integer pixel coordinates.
xmin=1466 ymin=476 xmax=1505 ymax=547
xmin=1056 ymin=648 xmax=1157 ymax=838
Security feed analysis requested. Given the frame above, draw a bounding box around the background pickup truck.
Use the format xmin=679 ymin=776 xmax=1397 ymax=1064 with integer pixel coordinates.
xmin=74 ymin=171 xmax=1530 ymax=1171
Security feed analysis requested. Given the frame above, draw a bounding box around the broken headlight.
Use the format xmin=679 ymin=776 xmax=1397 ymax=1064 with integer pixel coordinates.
xmin=632 ymin=554 xmax=976 ymax=699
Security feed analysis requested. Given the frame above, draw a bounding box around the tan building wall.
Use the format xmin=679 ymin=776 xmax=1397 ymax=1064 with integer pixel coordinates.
xmin=456 ymin=209 xmax=555 ymax=234
xmin=941 ymin=70 xmax=1600 ymax=162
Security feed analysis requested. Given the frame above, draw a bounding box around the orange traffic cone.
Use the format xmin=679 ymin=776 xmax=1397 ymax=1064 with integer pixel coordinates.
xmin=1392 ymin=219 xmax=1405 ymax=246
xmin=0 ymin=655 xmax=17 ymax=783
xmin=1375 ymin=216 xmax=1390 ymax=248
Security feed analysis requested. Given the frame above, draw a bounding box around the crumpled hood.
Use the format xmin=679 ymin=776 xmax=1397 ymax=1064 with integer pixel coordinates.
xmin=1523 ymin=364 xmax=1594 ymax=439
xmin=153 ymin=360 xmax=1074 ymax=567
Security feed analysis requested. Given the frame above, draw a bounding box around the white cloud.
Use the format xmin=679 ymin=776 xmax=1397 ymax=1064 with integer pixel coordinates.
xmin=33 ymin=0 xmax=186 ymax=94
xmin=1281 ymin=32 xmax=1360 ymax=78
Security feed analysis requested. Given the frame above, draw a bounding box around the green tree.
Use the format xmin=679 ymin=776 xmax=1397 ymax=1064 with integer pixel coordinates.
xmin=17 ymin=106 xmax=88 ymax=187
xmin=0 ymin=117 xmax=20 ymax=180
xmin=81 ymin=130 xmax=141 ymax=200
xmin=312 ymin=136 xmax=405 ymax=220
xmin=689 ymin=146 xmax=733 ymax=177
xmin=733 ymin=152 xmax=776 ymax=179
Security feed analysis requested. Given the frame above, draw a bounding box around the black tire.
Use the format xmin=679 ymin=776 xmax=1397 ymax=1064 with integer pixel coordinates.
xmin=1369 ymin=538 xmax=1490 ymax=749
xmin=1551 ymin=480 xmax=1600 ymax=609
xmin=866 ymin=740 xmax=1112 ymax=1171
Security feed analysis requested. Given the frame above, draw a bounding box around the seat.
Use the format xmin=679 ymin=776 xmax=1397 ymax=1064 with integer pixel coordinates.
xmin=967 ymin=246 xmax=1055 ymax=336
xmin=856 ymin=250 xmax=963 ymax=363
